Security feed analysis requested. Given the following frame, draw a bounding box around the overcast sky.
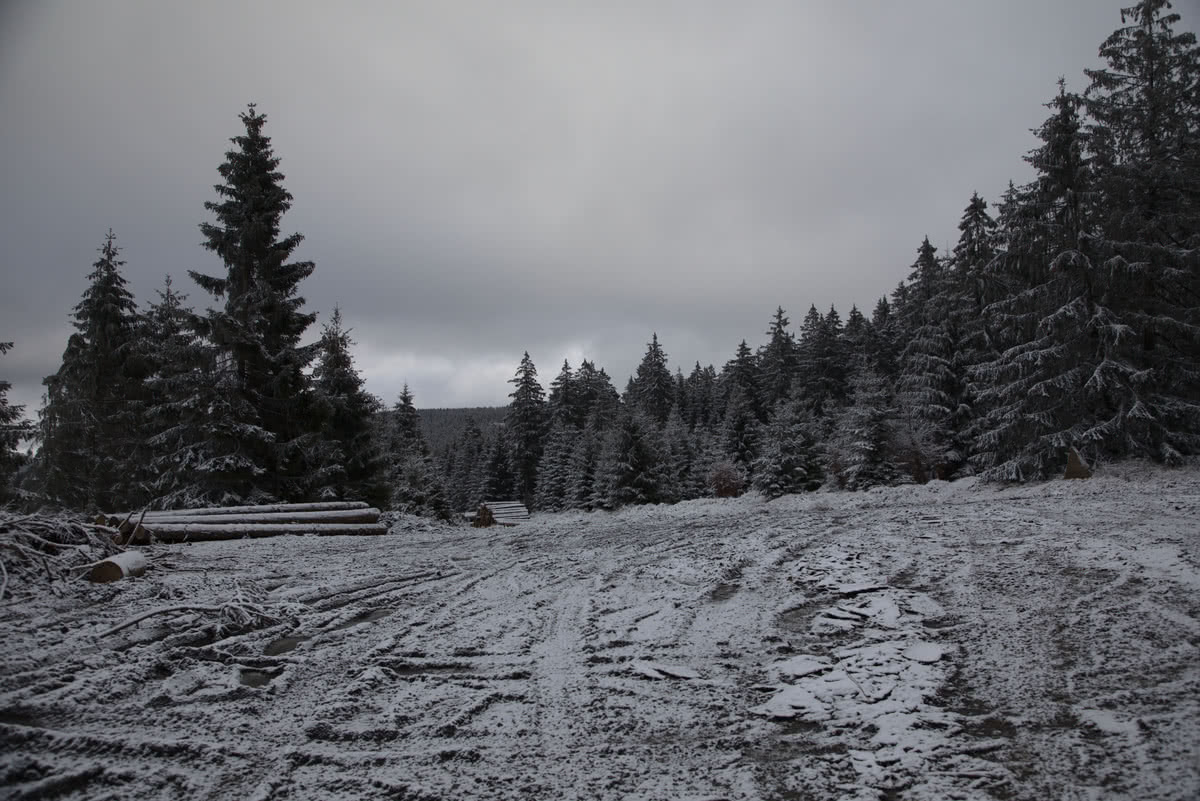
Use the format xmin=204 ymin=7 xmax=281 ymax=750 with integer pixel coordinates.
xmin=2 ymin=1 xmax=1197 ymax=416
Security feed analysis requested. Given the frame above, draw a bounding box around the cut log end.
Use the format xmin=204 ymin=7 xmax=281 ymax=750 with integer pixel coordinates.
xmin=89 ymin=551 xmax=148 ymax=583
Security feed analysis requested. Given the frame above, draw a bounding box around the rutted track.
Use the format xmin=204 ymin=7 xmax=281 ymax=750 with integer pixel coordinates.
xmin=2 ymin=471 xmax=1199 ymax=800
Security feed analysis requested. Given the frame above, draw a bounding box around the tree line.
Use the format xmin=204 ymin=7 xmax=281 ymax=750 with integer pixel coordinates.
xmin=1 ymin=1 xmax=1197 ymax=515
xmin=0 ymin=105 xmax=447 ymax=516
xmin=435 ymin=0 xmax=1200 ymax=509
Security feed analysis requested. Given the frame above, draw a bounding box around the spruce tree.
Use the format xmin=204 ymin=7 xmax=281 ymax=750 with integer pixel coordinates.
xmin=142 ymin=276 xmax=214 ymax=507
xmin=190 ymin=104 xmax=319 ymax=502
xmin=752 ymin=402 xmax=824 ymax=498
xmin=547 ymin=360 xmax=578 ymax=428
xmin=566 ymin=420 xmax=603 ymax=510
xmin=534 ymin=419 xmax=577 ymax=511
xmin=448 ymin=416 xmax=485 ymax=511
xmin=598 ymin=410 xmax=669 ymax=507
xmin=38 ymin=230 xmax=144 ymax=510
xmin=479 ymin=433 xmax=516 ymax=501
xmin=971 ymin=84 xmax=1112 ymax=478
xmin=721 ymin=384 xmax=760 ymax=471
xmin=721 ymin=340 xmax=762 ymax=422
xmin=310 ymin=307 xmax=387 ymax=505
xmin=575 ymin=359 xmax=621 ymax=425
xmin=1082 ymin=0 xmax=1200 ymax=462
xmin=831 ymin=365 xmax=903 ymax=490
xmin=631 ymin=333 xmax=674 ymax=424
xmin=663 ymin=404 xmax=699 ymax=501
xmin=0 ymin=342 xmax=34 ymax=503
xmin=386 ymin=387 xmax=451 ymax=519
xmin=758 ymin=307 xmax=797 ymax=408
xmin=895 ymin=238 xmax=959 ymax=480
xmin=685 ymin=362 xmax=719 ymax=430
xmin=506 ymin=352 xmax=546 ymax=505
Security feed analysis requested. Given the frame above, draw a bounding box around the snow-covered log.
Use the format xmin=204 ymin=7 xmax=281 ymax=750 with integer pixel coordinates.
xmin=105 ymin=501 xmax=370 ymax=526
xmin=88 ymin=550 xmax=147 ymax=583
xmin=129 ymin=522 xmax=389 ymax=543
xmin=116 ymin=507 xmax=381 ymax=534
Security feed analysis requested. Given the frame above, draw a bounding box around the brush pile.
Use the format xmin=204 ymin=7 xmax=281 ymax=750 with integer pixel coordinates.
xmin=0 ymin=511 xmax=121 ymax=601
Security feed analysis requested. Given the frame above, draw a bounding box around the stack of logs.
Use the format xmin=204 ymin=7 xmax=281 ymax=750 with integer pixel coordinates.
xmin=98 ymin=501 xmax=387 ymax=544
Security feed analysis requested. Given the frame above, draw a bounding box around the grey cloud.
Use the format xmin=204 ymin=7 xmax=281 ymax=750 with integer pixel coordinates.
xmin=3 ymin=0 xmax=1192 ymax=412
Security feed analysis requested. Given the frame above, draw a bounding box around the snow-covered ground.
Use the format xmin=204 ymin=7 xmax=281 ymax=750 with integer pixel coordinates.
xmin=3 ymin=466 xmax=1198 ymax=800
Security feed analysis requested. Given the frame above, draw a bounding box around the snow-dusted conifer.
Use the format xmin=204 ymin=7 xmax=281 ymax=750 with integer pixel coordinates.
xmin=752 ymin=402 xmax=824 ymax=498
xmin=506 ymin=352 xmax=546 ymax=505
xmin=721 ymin=384 xmax=760 ymax=471
xmin=190 ymin=105 xmax=319 ymax=502
xmin=386 ymin=387 xmax=451 ymax=519
xmin=0 ymin=342 xmax=33 ymax=503
xmin=38 ymin=230 xmax=144 ymax=509
xmin=758 ymin=307 xmax=797 ymax=409
xmin=598 ymin=410 xmax=669 ymax=508
xmin=831 ymin=364 xmax=903 ymax=490
xmin=309 ymin=307 xmax=387 ymax=506
xmin=631 ymin=334 xmax=674 ymax=425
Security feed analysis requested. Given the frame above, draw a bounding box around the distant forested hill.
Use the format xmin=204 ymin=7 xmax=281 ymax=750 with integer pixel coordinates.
xmin=419 ymin=407 xmax=506 ymax=458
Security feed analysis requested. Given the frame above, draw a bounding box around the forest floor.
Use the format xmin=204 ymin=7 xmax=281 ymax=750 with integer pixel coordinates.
xmin=2 ymin=465 xmax=1199 ymax=801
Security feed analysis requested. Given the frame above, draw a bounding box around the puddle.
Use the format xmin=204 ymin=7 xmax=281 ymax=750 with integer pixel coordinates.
xmin=330 ymin=608 xmax=393 ymax=631
xmin=265 ymin=635 xmax=310 ymax=656
xmin=239 ymin=669 xmax=276 ymax=688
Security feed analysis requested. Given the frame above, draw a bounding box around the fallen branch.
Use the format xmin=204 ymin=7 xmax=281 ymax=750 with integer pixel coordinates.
xmin=98 ymin=604 xmax=224 ymax=637
xmin=98 ymin=582 xmax=297 ymax=638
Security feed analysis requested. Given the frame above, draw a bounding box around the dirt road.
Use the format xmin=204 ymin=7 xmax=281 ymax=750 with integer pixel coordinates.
xmin=2 ymin=470 xmax=1198 ymax=800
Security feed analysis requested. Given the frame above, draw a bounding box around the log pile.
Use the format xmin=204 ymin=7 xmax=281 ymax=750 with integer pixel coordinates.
xmin=100 ymin=501 xmax=387 ymax=544
xmin=470 ymin=500 xmax=530 ymax=527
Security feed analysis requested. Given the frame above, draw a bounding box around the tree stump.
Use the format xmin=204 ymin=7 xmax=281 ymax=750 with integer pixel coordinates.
xmin=1064 ymin=448 xmax=1092 ymax=479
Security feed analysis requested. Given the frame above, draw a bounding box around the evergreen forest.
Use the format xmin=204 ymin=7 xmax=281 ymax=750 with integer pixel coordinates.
xmin=1 ymin=1 xmax=1197 ymax=516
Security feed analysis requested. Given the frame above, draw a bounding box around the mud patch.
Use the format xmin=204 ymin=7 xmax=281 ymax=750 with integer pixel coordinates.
xmin=710 ymin=582 xmax=740 ymax=601
xmin=265 ymin=634 xmax=310 ymax=656
xmin=239 ymin=669 xmax=277 ymax=688
xmin=329 ymin=608 xmax=393 ymax=631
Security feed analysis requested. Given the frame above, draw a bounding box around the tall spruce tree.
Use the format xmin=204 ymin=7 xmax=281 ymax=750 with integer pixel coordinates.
xmin=386 ymin=386 xmax=451 ymax=519
xmin=506 ymin=352 xmax=546 ymax=505
xmin=971 ymin=83 xmax=1105 ymax=478
xmin=631 ymin=333 xmax=674 ymax=424
xmin=310 ymin=307 xmax=387 ymax=505
xmin=38 ymin=230 xmax=144 ymax=510
xmin=141 ymin=275 xmax=222 ymax=507
xmin=895 ymin=237 xmax=960 ymax=480
xmin=721 ymin=340 xmax=762 ymax=422
xmin=758 ymin=307 xmax=798 ymax=408
xmin=1081 ymin=0 xmax=1200 ymax=462
xmin=190 ymin=104 xmax=319 ymax=502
